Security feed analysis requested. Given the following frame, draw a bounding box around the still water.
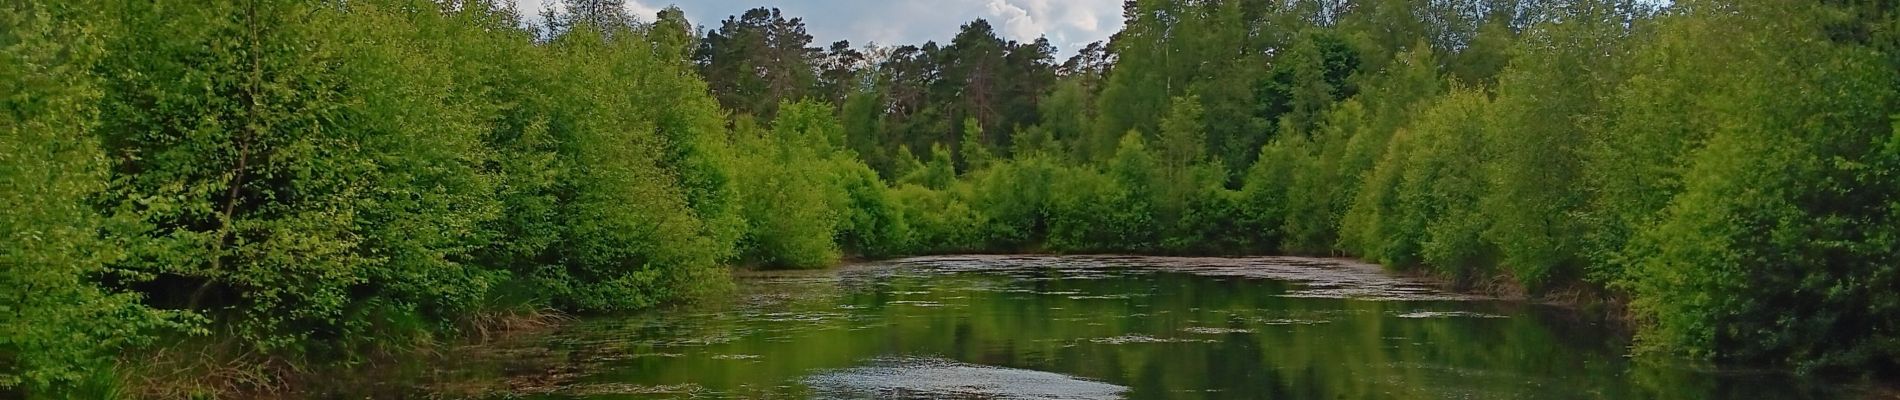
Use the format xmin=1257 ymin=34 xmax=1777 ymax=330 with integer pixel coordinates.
xmin=411 ymin=255 xmax=1848 ymax=399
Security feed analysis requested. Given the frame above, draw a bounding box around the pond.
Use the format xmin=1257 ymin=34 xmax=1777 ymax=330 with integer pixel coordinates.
xmin=399 ymin=255 xmax=1849 ymax=399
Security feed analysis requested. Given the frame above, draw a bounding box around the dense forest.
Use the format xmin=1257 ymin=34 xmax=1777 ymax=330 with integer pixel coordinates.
xmin=3 ymin=0 xmax=1897 ymax=397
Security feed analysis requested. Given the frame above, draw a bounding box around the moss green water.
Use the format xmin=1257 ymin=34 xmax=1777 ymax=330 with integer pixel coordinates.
xmin=399 ymin=255 xmax=1848 ymax=399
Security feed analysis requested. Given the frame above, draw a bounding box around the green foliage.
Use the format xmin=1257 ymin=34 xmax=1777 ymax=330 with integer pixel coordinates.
xmin=1156 ymin=97 xmax=1210 ymax=212
xmin=9 ymin=0 xmax=1900 ymax=389
xmin=1398 ymin=89 xmax=1496 ymax=279
xmin=1039 ymin=79 xmax=1098 ymax=161
xmin=1260 ymin=30 xmax=1361 ymax=139
xmin=1338 ymin=125 xmax=1414 ymax=266
xmin=892 ymin=183 xmax=984 ymax=253
xmin=1612 ymin=1 xmax=1900 ymax=371
xmin=13 ymin=1 xmax=746 ymax=388
xmin=1236 ymin=142 xmax=1295 ymax=252
xmin=1478 ymin=1 xmax=1626 ymax=291
xmin=958 ymin=118 xmax=995 ymax=172
xmin=841 ymin=93 xmax=891 ymax=173
xmin=966 ymin=156 xmax=1059 ymax=249
xmin=1581 ymin=3 xmax=1727 ymax=286
xmin=534 ymin=21 xmax=731 ymax=310
xmin=1099 ymin=132 xmax=1164 ymax=251
xmin=830 ymin=160 xmax=913 ymax=258
xmin=96 ymin=0 xmax=392 ymax=350
xmin=732 ymin=103 xmax=845 ymax=268
xmin=1282 ymin=45 xmax=1444 ymax=256
xmin=1042 ymin=165 xmax=1135 ymax=253
xmin=899 ymin=144 xmax=958 ymax=190
xmin=730 ymin=100 xmax=917 ymax=266
xmin=696 ymin=8 xmax=818 ymax=119
xmin=334 ymin=0 xmax=512 ymax=344
xmin=0 ymin=1 xmax=176 ymax=394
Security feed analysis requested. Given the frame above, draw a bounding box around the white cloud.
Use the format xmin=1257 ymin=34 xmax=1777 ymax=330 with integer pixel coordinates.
xmin=509 ymin=0 xmax=1122 ymax=56
xmin=509 ymin=0 xmax=663 ymax=23
xmin=625 ymin=0 xmax=660 ymax=21
xmin=982 ymin=0 xmax=1120 ymax=50
xmin=984 ymin=0 xmax=1042 ymax=40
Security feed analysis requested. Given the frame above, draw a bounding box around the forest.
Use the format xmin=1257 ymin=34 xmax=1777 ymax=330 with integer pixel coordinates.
xmin=3 ymin=0 xmax=1897 ymax=397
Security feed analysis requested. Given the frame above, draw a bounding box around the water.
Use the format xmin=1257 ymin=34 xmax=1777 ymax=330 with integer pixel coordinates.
xmin=406 ymin=255 xmax=1853 ymax=399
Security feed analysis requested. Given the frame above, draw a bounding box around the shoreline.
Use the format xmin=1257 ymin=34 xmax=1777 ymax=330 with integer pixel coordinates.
xmin=113 ymin=254 xmax=1862 ymax=399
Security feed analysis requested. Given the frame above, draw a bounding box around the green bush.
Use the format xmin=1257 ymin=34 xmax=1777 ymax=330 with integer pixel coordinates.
xmin=967 ymin=156 xmax=1060 ymax=250
xmin=1397 ymin=89 xmax=1496 ymax=281
xmin=731 ymin=103 xmax=846 ymax=268
xmin=1614 ymin=2 xmax=1900 ymax=371
xmin=831 ymin=159 xmax=914 ymax=258
xmin=892 ymin=184 xmax=984 ymax=254
xmin=0 ymin=1 xmax=174 ymax=394
xmin=94 ymin=0 xmax=432 ymax=350
xmin=1043 ymin=167 xmax=1124 ymax=252
xmin=1338 ymin=123 xmax=1423 ymax=268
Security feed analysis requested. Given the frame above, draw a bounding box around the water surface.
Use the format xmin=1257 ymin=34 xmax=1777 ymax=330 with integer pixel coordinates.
xmin=413 ymin=255 xmax=1848 ymax=399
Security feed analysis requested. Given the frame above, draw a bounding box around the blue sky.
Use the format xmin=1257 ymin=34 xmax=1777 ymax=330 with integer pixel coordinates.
xmin=514 ymin=0 xmax=1125 ymax=56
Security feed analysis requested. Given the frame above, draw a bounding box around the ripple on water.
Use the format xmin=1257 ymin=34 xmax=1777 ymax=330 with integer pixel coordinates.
xmin=1256 ymin=318 xmax=1331 ymax=325
xmin=1181 ymin=326 xmax=1255 ymax=334
xmin=549 ymin=383 xmax=704 ymax=397
xmin=1065 ymin=294 xmax=1133 ymax=300
xmin=886 ymin=300 xmax=946 ymax=307
xmin=1396 ymin=311 xmax=1509 ymax=319
xmin=1088 ymin=334 xmax=1218 ymax=344
xmin=802 ymin=357 xmax=1127 ymax=400
xmin=749 ymin=311 xmax=846 ymax=323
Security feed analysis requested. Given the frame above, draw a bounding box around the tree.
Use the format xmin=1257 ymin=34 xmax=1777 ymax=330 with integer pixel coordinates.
xmin=1103 ymin=131 xmax=1163 ymax=250
xmin=816 ymin=40 xmax=867 ymax=106
xmin=531 ymin=14 xmax=730 ymax=311
xmin=95 ymin=0 xmax=382 ymax=350
xmin=1040 ymin=78 xmax=1099 ymax=161
xmin=943 ymin=20 xmax=1010 ymax=146
xmin=1613 ymin=0 xmax=1900 ymax=372
xmin=698 ymin=8 xmax=819 ymax=119
xmin=1094 ymin=0 xmax=1188 ymax=152
xmin=1 ymin=1 xmax=172 ymax=393
xmin=1480 ymin=0 xmax=1632 ymax=290
xmin=1400 ymin=88 xmax=1496 ymax=280
xmin=651 ymin=6 xmax=697 ymax=62
xmin=1156 ymin=95 xmax=1212 ymax=227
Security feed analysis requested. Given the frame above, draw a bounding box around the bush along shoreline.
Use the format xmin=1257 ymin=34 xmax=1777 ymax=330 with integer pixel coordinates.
xmin=4 ymin=0 xmax=1897 ymax=397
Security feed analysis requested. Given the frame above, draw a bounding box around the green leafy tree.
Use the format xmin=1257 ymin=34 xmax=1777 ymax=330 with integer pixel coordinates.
xmin=1615 ymin=1 xmax=1900 ymax=372
xmin=0 ymin=1 xmax=174 ymax=394
xmin=1400 ymin=88 xmax=1497 ymax=280
xmin=533 ymin=19 xmax=729 ymax=310
xmin=1480 ymin=0 xmax=1631 ymax=291
xmin=698 ymin=8 xmax=819 ymax=119
xmin=1286 ymin=44 xmax=1442 ymax=255
xmin=95 ymin=0 xmax=383 ymax=349
xmin=1103 ymin=132 xmax=1163 ymax=251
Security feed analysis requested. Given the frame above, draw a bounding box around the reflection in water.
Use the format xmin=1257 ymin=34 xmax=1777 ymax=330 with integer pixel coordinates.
xmin=406 ymin=255 xmax=1848 ymax=399
xmin=804 ymin=356 xmax=1127 ymax=399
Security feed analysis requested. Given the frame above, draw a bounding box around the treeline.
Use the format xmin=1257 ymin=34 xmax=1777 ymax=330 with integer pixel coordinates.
xmin=3 ymin=0 xmax=1897 ymax=397
xmin=681 ymin=0 xmax=1900 ymax=379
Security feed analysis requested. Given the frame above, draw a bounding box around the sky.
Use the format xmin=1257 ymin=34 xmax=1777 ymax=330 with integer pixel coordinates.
xmin=512 ymin=0 xmax=1125 ymax=56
